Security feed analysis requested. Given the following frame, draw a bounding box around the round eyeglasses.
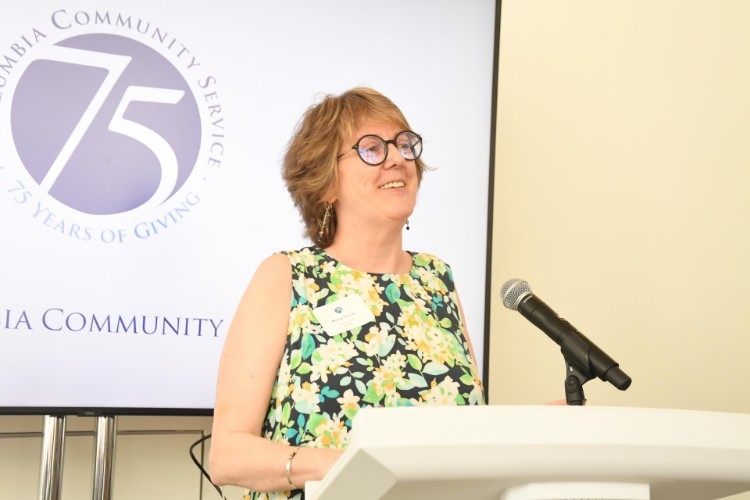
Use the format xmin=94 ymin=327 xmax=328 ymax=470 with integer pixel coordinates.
xmin=339 ymin=130 xmax=423 ymax=166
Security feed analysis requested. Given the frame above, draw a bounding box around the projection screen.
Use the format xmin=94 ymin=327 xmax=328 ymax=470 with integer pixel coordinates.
xmin=0 ymin=0 xmax=497 ymax=414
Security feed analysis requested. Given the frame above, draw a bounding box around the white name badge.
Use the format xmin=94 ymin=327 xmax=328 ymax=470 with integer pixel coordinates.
xmin=313 ymin=294 xmax=375 ymax=336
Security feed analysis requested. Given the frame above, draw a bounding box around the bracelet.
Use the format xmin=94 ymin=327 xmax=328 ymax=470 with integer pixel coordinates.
xmin=285 ymin=446 xmax=301 ymax=490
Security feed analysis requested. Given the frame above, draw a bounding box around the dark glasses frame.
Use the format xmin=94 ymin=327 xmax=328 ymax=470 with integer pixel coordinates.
xmin=338 ymin=130 xmax=423 ymax=166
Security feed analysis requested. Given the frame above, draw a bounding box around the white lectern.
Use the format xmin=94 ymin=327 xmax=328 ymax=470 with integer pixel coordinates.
xmin=305 ymin=406 xmax=750 ymax=500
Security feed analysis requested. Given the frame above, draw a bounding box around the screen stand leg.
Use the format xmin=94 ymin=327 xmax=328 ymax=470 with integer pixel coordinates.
xmin=39 ymin=415 xmax=66 ymax=500
xmin=92 ymin=415 xmax=118 ymax=500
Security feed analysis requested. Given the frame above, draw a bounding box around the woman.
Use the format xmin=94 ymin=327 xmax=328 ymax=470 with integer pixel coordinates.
xmin=209 ymin=87 xmax=484 ymax=499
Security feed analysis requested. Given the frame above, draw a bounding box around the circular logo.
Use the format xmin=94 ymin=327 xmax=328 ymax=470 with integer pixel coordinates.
xmin=11 ymin=33 xmax=201 ymax=215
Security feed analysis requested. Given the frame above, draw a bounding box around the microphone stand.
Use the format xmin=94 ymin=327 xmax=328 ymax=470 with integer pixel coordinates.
xmin=560 ymin=329 xmax=595 ymax=406
xmin=564 ymin=360 xmax=591 ymax=406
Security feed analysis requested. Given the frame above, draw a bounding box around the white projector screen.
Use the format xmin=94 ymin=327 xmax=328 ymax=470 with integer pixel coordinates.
xmin=0 ymin=0 xmax=497 ymax=414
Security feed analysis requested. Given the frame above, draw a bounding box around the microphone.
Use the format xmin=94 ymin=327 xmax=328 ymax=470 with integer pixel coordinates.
xmin=501 ymin=278 xmax=632 ymax=391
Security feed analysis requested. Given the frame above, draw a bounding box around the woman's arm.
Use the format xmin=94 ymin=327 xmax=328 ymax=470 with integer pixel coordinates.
xmin=209 ymin=253 xmax=342 ymax=492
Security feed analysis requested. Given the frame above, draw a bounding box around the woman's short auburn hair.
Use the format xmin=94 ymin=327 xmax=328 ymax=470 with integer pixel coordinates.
xmin=282 ymin=87 xmax=427 ymax=247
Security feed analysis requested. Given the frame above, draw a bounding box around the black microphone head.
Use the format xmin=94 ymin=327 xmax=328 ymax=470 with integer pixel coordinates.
xmin=500 ymin=279 xmax=532 ymax=311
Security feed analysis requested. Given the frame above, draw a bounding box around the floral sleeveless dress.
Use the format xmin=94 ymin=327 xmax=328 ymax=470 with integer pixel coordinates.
xmin=247 ymin=246 xmax=485 ymax=500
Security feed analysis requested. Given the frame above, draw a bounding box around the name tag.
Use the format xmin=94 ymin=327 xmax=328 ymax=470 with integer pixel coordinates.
xmin=313 ymin=295 xmax=375 ymax=336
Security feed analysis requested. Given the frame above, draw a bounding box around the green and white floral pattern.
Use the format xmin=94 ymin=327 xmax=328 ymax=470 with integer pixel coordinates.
xmin=248 ymin=246 xmax=484 ymax=500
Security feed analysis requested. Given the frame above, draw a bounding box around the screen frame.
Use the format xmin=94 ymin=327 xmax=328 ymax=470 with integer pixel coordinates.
xmin=0 ymin=0 xmax=501 ymax=416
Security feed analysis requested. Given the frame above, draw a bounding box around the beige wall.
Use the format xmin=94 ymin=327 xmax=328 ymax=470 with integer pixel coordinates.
xmin=488 ymin=3 xmax=750 ymax=495
xmin=0 ymin=415 xmax=247 ymax=499
xmin=488 ymin=0 xmax=750 ymax=412
xmin=2 ymin=1 xmax=749 ymax=499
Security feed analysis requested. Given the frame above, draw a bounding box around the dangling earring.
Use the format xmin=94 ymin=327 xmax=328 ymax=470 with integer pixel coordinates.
xmin=405 ymin=219 xmax=410 ymax=231
xmin=319 ymin=204 xmax=332 ymax=238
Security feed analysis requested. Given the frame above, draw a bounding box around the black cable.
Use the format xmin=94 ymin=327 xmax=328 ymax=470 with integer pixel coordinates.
xmin=189 ymin=433 xmax=227 ymax=499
